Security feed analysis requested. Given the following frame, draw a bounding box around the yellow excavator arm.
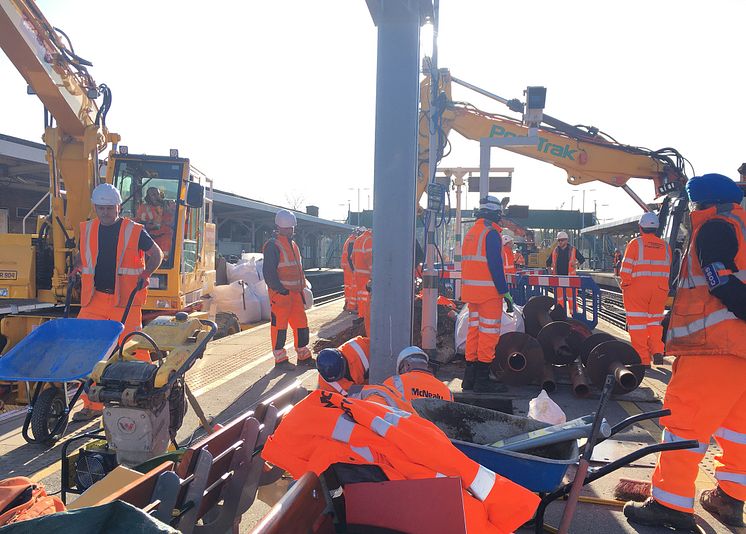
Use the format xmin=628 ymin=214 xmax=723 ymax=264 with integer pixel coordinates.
xmin=417 ymin=69 xmax=687 ymax=208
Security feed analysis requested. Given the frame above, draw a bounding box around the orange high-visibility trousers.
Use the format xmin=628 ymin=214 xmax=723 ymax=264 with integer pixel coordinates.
xmin=465 ymin=298 xmax=502 ymax=364
xmin=77 ymin=290 xmax=148 ymax=410
xmin=554 ymin=287 xmax=577 ymax=316
xmin=354 ymin=273 xmax=370 ymax=335
xmin=343 ymin=267 xmax=356 ymax=311
xmin=651 ymin=355 xmax=746 ymax=513
xmin=622 ymin=285 xmax=668 ymax=365
xmin=269 ymin=289 xmax=310 ymax=363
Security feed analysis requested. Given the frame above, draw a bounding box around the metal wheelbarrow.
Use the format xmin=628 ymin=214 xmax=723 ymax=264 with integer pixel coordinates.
xmin=0 ymin=279 xmax=142 ymax=444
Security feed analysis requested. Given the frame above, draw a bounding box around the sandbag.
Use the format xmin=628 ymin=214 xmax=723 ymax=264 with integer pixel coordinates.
xmin=226 ymin=258 xmax=260 ymax=286
xmin=210 ymin=281 xmax=261 ymax=324
xmin=253 ymin=281 xmax=271 ymax=321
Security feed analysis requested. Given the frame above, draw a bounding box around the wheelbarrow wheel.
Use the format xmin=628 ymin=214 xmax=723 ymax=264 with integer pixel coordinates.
xmin=30 ymin=386 xmax=67 ymax=444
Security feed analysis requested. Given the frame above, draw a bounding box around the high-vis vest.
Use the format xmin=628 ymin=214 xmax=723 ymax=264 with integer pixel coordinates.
xmin=461 ymin=219 xmax=502 ymax=303
xmin=514 ymin=251 xmax=525 ymax=268
xmin=352 ymin=230 xmax=372 ymax=278
xmin=318 ymin=336 xmax=371 ymax=395
xmin=261 ymin=390 xmax=540 ymax=534
xmin=79 ymin=218 xmax=147 ymax=307
xmin=342 ymin=234 xmax=356 ymax=272
xmin=384 ymin=371 xmax=454 ymax=403
xmin=551 ymin=245 xmax=578 ymax=275
xmin=619 ymin=234 xmax=671 ymax=289
xmin=502 ymin=245 xmax=516 ymax=275
xmin=264 ymin=235 xmax=305 ymax=293
xmin=136 ymin=203 xmax=174 ymax=237
xmin=666 ymin=203 xmax=746 ymax=357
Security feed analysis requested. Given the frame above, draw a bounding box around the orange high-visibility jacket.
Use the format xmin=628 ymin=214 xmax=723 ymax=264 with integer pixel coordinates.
xmin=352 ymin=230 xmax=372 ymax=278
xmin=79 ymin=218 xmax=147 ymax=307
xmin=462 ymin=220 xmax=503 ymax=303
xmin=619 ymin=234 xmax=671 ymax=289
xmin=318 ymin=336 xmax=371 ymax=395
xmin=501 ymin=245 xmax=516 ymax=275
xmin=262 ymin=390 xmax=540 ymax=534
xmin=551 ymin=245 xmax=577 ymax=275
xmin=353 ymin=383 xmax=412 ymax=411
xmin=264 ymin=235 xmax=305 ymax=293
xmin=384 ymin=371 xmax=454 ymax=403
xmin=666 ymin=203 xmax=746 ymax=357
xmin=514 ymin=251 xmax=525 ymax=267
xmin=342 ymin=234 xmax=356 ymax=272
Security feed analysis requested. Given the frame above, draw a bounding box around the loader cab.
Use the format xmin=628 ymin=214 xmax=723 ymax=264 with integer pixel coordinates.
xmin=109 ymin=152 xmax=215 ymax=314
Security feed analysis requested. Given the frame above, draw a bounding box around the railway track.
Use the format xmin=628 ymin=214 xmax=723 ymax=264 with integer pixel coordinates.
xmin=313 ymin=285 xmax=344 ymax=305
xmin=598 ymin=289 xmax=628 ymax=330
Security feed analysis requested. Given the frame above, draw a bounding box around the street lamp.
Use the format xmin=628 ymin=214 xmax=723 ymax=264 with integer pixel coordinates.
xmin=348 ymin=187 xmax=370 ymax=226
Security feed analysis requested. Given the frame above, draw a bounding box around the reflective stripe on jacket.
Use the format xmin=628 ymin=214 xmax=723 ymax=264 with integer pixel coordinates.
xmin=462 ymin=219 xmax=502 ymax=303
xmin=263 ymin=235 xmax=305 ymax=293
xmin=502 ymin=245 xmax=516 ymax=275
xmin=352 ymin=230 xmax=372 ymax=277
xmin=551 ymin=245 xmax=577 ymax=275
xmin=384 ymin=371 xmax=454 ymax=403
xmin=619 ymin=234 xmax=671 ymax=288
xmin=318 ymin=336 xmax=371 ymax=395
xmin=79 ymin=217 xmax=147 ymax=307
xmin=666 ymin=203 xmax=746 ymax=357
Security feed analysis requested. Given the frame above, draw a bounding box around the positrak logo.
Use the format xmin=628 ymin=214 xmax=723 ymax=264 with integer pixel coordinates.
xmin=489 ymin=125 xmax=578 ymax=161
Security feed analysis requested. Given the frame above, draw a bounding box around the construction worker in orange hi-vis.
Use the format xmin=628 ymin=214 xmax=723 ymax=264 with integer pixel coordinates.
xmin=461 ymin=196 xmax=512 ymax=393
xmin=625 ymin=173 xmax=746 ymax=530
xmin=341 ymin=230 xmax=359 ymax=312
xmin=546 ymin=231 xmax=585 ymax=313
xmin=383 ymin=346 xmax=453 ymax=404
xmin=136 ymin=186 xmax=176 ymax=260
xmin=352 ymin=227 xmax=372 ymax=335
xmin=72 ymin=184 xmax=164 ymax=421
xmin=613 ymin=248 xmax=622 ymax=276
xmin=514 ymin=247 xmax=525 ymax=269
xmin=262 ymin=209 xmax=313 ymax=367
xmin=618 ymin=213 xmax=671 ymax=367
xmin=315 ymin=336 xmax=370 ymax=395
xmin=502 ymin=234 xmax=516 ymax=276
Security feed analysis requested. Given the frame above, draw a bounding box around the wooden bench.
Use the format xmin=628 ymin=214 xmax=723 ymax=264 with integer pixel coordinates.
xmin=250 ymin=471 xmax=334 ymax=534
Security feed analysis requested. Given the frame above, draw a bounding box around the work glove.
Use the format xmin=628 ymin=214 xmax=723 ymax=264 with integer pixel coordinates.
xmin=504 ymin=292 xmax=514 ymax=313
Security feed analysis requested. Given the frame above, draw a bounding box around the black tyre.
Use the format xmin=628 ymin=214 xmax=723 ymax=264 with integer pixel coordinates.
xmin=215 ymin=311 xmax=241 ymax=339
xmin=30 ymin=386 xmax=67 ymax=444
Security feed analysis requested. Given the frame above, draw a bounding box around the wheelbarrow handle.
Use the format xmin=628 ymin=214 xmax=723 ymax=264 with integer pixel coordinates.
xmin=120 ymin=278 xmax=146 ymax=324
xmin=608 ymin=409 xmax=671 ymax=437
xmin=63 ymin=273 xmax=80 ymax=319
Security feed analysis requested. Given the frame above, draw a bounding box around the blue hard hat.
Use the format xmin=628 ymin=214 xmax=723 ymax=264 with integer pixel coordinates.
xmin=685 ymin=173 xmax=744 ymax=205
xmin=316 ymin=349 xmax=346 ymax=382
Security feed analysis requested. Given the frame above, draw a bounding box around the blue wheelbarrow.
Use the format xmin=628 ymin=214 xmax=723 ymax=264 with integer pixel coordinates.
xmin=0 ymin=279 xmax=142 ymax=444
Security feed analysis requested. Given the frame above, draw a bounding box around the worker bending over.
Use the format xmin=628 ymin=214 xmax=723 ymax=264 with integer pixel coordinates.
xmin=341 ymin=230 xmax=358 ymax=312
xmin=546 ymin=231 xmax=585 ymax=313
xmin=352 ymin=227 xmax=372 ymax=335
xmin=625 ymin=173 xmax=746 ymax=529
xmin=502 ymin=234 xmax=516 ymax=276
xmin=461 ymin=196 xmax=510 ymax=393
xmin=619 ymin=213 xmax=671 ymax=366
xmin=384 ymin=346 xmax=453 ymax=403
xmin=73 ymin=184 xmax=163 ymax=421
xmin=316 ymin=336 xmax=370 ymax=395
xmin=262 ymin=209 xmax=312 ymax=367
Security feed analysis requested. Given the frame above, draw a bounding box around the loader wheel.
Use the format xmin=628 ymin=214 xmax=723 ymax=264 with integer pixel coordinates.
xmin=30 ymin=386 xmax=67 ymax=444
xmin=215 ymin=311 xmax=241 ymax=339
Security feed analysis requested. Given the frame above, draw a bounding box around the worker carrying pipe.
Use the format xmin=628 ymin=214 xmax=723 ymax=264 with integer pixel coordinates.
xmin=316 ymin=336 xmax=370 ymax=395
xmin=352 ymin=227 xmax=373 ymax=335
xmin=461 ymin=196 xmax=512 ymax=393
xmin=624 ymin=173 xmax=746 ymax=530
xmin=618 ymin=213 xmax=671 ymax=366
xmin=546 ymin=231 xmax=585 ymax=313
xmin=262 ymin=209 xmax=313 ymax=367
xmin=72 ymin=184 xmax=164 ymax=421
xmin=341 ymin=230 xmax=359 ymax=312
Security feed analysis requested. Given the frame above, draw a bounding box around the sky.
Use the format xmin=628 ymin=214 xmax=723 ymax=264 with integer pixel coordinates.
xmin=1 ymin=0 xmax=744 ymax=224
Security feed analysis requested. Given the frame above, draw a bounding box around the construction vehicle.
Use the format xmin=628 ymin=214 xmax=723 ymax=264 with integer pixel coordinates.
xmin=0 ymin=0 xmax=216 ymax=395
xmin=417 ymin=67 xmax=693 ymax=273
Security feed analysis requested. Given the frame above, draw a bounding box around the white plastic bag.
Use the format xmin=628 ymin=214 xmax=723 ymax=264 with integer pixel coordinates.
xmin=303 ymin=279 xmax=314 ymax=310
xmin=454 ymin=305 xmax=469 ymax=354
xmin=226 ymin=258 xmax=260 ymax=285
xmin=500 ymin=300 xmax=525 ymax=334
xmin=252 ymin=280 xmax=271 ymax=321
xmin=527 ymin=390 xmax=566 ymax=425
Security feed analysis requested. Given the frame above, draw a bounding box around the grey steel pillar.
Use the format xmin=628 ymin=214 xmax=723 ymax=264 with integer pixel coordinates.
xmin=366 ymin=0 xmax=429 ymax=383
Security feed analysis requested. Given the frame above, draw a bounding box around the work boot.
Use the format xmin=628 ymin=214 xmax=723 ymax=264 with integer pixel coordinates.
xmin=273 ymin=349 xmax=293 ymax=369
xmin=700 ymin=486 xmax=745 ymax=527
xmin=653 ymin=353 xmax=666 ymax=365
xmin=623 ymin=498 xmax=697 ymax=531
xmin=296 ymin=347 xmax=314 ymax=366
xmin=462 ymin=361 xmax=477 ymax=391
xmin=473 ymin=362 xmax=506 ymax=394
xmin=72 ymin=408 xmax=103 ymax=422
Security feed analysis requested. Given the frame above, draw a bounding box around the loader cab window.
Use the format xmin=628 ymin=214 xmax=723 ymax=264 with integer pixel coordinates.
xmin=112 ymin=159 xmax=184 ymax=269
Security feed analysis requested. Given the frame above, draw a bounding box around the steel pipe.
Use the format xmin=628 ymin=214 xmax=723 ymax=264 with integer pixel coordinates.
xmin=492 ymin=332 xmax=545 ymax=386
xmin=569 ymin=360 xmax=591 ymax=398
xmin=585 ymin=340 xmax=645 ymax=395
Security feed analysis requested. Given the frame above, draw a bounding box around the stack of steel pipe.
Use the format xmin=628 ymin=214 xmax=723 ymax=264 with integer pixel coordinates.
xmin=491 ymin=295 xmax=645 ymax=396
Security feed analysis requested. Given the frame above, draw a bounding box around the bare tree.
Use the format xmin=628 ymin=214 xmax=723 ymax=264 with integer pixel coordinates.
xmin=285 ymin=191 xmax=305 ymax=211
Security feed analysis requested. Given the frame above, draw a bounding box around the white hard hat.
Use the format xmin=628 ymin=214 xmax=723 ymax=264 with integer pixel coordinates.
xmin=557 ymin=231 xmax=569 ymax=240
xmin=396 ymin=346 xmax=429 ymax=372
xmin=639 ymin=212 xmax=660 ymax=229
xmin=275 ymin=209 xmax=297 ymax=228
xmin=479 ymin=195 xmax=504 ymax=213
xmin=501 ymin=234 xmax=514 ymax=246
xmin=91 ymin=183 xmax=122 ymax=206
